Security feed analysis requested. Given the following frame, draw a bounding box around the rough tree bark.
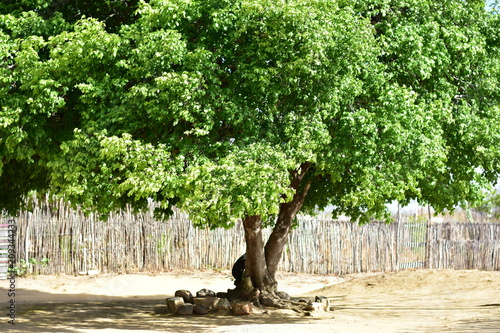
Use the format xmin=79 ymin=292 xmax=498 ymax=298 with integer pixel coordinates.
xmin=237 ymin=162 xmax=313 ymax=306
xmin=242 ymin=214 xmax=272 ymax=291
xmin=265 ymin=162 xmax=313 ymax=280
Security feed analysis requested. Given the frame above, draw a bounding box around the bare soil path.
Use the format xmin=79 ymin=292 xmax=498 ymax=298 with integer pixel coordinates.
xmin=1 ymin=269 xmax=499 ymax=332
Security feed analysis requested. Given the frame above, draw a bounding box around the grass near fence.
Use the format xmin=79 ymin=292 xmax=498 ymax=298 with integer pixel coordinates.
xmin=7 ymin=198 xmax=500 ymax=275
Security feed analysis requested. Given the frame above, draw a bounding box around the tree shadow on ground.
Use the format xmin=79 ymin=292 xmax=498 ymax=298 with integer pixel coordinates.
xmin=1 ymin=288 xmax=329 ymax=333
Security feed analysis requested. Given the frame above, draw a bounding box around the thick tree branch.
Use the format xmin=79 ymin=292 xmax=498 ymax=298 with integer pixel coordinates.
xmin=265 ymin=162 xmax=313 ymax=278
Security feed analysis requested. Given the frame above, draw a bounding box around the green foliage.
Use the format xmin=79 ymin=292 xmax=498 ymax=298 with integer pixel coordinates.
xmin=0 ymin=0 xmax=140 ymax=33
xmin=0 ymin=0 xmax=499 ymax=227
xmin=8 ymin=257 xmax=49 ymax=277
xmin=156 ymin=233 xmax=171 ymax=255
xmin=470 ymin=190 xmax=500 ymax=220
xmin=180 ymin=144 xmax=296 ymax=228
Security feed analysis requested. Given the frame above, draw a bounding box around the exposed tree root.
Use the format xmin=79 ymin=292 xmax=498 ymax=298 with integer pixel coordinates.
xmin=226 ymin=282 xmax=315 ymax=314
xmin=258 ymin=291 xmax=314 ymax=314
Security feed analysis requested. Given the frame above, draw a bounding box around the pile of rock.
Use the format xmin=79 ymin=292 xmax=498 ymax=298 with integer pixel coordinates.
xmin=308 ymin=296 xmax=332 ymax=312
xmin=167 ymin=288 xmax=334 ymax=316
xmin=166 ymin=288 xmax=253 ymax=316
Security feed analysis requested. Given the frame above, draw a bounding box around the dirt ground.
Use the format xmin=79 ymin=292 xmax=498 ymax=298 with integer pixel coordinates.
xmin=0 ymin=269 xmax=499 ymax=333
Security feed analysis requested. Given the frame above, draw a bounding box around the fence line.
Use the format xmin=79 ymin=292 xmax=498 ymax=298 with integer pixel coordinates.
xmin=7 ymin=199 xmax=500 ymax=275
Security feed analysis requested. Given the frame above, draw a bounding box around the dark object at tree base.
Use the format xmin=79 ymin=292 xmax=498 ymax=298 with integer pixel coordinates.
xmin=232 ymin=254 xmax=246 ymax=286
xmin=216 ymin=292 xmax=228 ymax=299
xmin=196 ymin=288 xmax=216 ymax=297
xmin=175 ymin=289 xmax=194 ymax=304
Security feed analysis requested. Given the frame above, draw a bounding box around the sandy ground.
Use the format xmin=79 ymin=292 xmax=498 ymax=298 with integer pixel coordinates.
xmin=0 ymin=269 xmax=499 ymax=332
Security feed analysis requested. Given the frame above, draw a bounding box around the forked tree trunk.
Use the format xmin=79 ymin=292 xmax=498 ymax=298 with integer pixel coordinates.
xmin=242 ymin=214 xmax=273 ymax=291
xmin=266 ymin=162 xmax=312 ymax=278
xmin=240 ymin=163 xmax=312 ymax=300
xmin=264 ymin=190 xmax=308 ymax=279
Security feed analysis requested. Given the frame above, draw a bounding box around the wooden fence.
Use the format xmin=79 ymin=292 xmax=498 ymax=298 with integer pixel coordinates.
xmin=6 ymin=199 xmax=500 ymax=275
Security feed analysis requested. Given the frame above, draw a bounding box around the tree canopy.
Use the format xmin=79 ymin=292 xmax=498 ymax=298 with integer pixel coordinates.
xmin=1 ymin=0 xmax=499 ymax=224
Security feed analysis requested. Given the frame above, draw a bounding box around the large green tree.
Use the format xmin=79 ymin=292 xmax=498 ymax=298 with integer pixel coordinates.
xmin=1 ymin=0 xmax=499 ymax=301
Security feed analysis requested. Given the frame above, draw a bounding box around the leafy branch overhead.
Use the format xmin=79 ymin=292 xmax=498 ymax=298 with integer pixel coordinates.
xmin=1 ymin=0 xmax=499 ymax=227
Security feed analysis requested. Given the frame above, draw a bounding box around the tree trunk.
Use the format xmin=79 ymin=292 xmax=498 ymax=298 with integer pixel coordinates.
xmin=242 ymin=214 xmax=268 ymax=290
xmin=265 ymin=197 xmax=302 ymax=278
xmin=239 ymin=206 xmax=321 ymax=313
xmin=265 ymin=162 xmax=312 ymax=279
xmin=237 ymin=214 xmax=277 ymax=302
xmin=237 ymin=163 xmax=312 ymax=303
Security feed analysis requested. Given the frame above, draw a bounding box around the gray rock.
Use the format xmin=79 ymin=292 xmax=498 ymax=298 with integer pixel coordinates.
xmin=193 ymin=305 xmax=209 ymax=315
xmin=315 ymin=296 xmax=331 ymax=311
xmin=259 ymin=294 xmax=276 ymax=307
xmin=306 ymin=302 xmax=325 ymax=312
xmin=178 ymin=303 xmax=194 ymax=315
xmin=277 ymin=291 xmax=290 ymax=300
xmin=193 ymin=296 xmax=220 ymax=310
xmin=216 ymin=298 xmax=231 ymax=314
xmin=196 ymin=288 xmax=216 ymax=297
xmin=175 ymin=290 xmax=194 ymax=304
xmin=315 ymin=296 xmax=328 ymax=302
xmin=166 ymin=297 xmax=185 ymax=313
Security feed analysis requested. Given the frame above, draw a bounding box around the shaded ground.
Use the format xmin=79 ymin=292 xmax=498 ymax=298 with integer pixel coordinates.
xmin=1 ymin=269 xmax=499 ymax=332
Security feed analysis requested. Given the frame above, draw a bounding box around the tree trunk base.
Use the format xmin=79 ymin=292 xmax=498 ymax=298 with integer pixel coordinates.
xmin=226 ymin=277 xmax=313 ymax=313
xmin=258 ymin=292 xmax=314 ymax=314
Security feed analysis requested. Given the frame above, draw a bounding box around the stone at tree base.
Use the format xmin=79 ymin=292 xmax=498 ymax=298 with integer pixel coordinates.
xmin=193 ymin=297 xmax=220 ymax=310
xmin=194 ymin=305 xmax=210 ymax=315
xmin=231 ymin=301 xmax=253 ymax=315
xmin=175 ymin=290 xmax=194 ymax=304
xmin=216 ymin=291 xmax=228 ymax=299
xmin=196 ymin=288 xmax=216 ymax=297
xmin=225 ymin=288 xmax=241 ymax=301
xmin=166 ymin=297 xmax=185 ymax=313
xmin=178 ymin=304 xmax=194 ymax=315
xmin=277 ymin=291 xmax=290 ymax=300
xmin=216 ymin=298 xmax=231 ymax=314
xmin=315 ymin=296 xmax=331 ymax=311
xmin=259 ymin=294 xmax=275 ymax=307
xmin=306 ymin=302 xmax=325 ymax=312
xmin=259 ymin=294 xmax=290 ymax=309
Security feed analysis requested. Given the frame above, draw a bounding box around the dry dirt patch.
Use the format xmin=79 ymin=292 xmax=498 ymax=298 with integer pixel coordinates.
xmin=299 ymin=269 xmax=500 ymax=333
xmin=0 ymin=269 xmax=499 ymax=332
